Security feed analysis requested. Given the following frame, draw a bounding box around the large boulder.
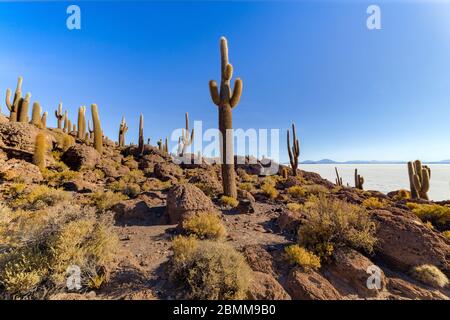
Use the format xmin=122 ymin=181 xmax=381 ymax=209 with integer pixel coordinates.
xmin=372 ymin=209 xmax=450 ymax=276
xmin=62 ymin=144 xmax=100 ymax=170
xmin=242 ymin=245 xmax=275 ymax=276
xmin=166 ymin=184 xmax=215 ymax=224
xmin=248 ymin=272 xmax=291 ymax=300
xmin=323 ymin=248 xmax=386 ymax=298
xmin=0 ymin=122 xmax=41 ymax=153
xmin=188 ymin=170 xmax=222 ymax=197
xmin=0 ymin=158 xmax=43 ymax=183
xmin=154 ymin=162 xmax=183 ymax=183
xmin=285 ymin=269 xmax=341 ymax=300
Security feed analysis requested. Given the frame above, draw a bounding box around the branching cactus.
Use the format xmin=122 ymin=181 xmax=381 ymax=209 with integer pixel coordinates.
xmin=63 ymin=111 xmax=69 ymax=133
xmin=287 ymin=123 xmax=300 ymax=176
xmin=209 ymin=37 xmax=242 ymax=199
xmin=91 ymin=104 xmax=102 ymax=153
xmin=119 ymin=117 xmax=128 ymax=147
xmin=30 ymin=102 xmax=42 ymax=126
xmin=408 ymin=160 xmax=431 ymax=200
xmin=138 ymin=114 xmax=144 ymax=154
xmin=355 ymin=169 xmax=364 ymax=190
xmin=179 ymin=112 xmax=194 ymax=156
xmin=77 ymin=106 xmax=86 ymax=139
xmin=18 ymin=93 xmax=31 ymax=123
xmin=5 ymin=76 xmax=23 ymax=122
xmin=40 ymin=112 xmax=47 ymax=129
xmin=55 ymin=102 xmax=64 ymax=129
xmin=33 ymin=133 xmax=47 ymax=172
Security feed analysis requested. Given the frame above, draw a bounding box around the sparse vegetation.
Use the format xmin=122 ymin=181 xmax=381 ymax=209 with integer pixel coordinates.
xmin=393 ymin=189 xmax=411 ymax=201
xmin=284 ymin=244 xmax=321 ymax=271
xmin=287 ymin=186 xmax=306 ymax=198
xmin=411 ymin=264 xmax=449 ymax=288
xmin=11 ymin=185 xmax=71 ymax=210
xmin=362 ymin=197 xmax=386 ymax=209
xmin=407 ymin=203 xmax=450 ymax=231
xmin=90 ymin=190 xmax=127 ymax=212
xmin=297 ymin=195 xmax=377 ymax=258
xmin=169 ymin=236 xmax=251 ymax=300
xmin=182 ymin=212 xmax=227 ymax=240
xmin=219 ymin=195 xmax=239 ymax=208
xmin=286 ymin=202 xmax=302 ymax=212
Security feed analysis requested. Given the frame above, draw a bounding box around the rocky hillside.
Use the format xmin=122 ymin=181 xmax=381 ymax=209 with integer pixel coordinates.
xmin=0 ymin=114 xmax=449 ymax=300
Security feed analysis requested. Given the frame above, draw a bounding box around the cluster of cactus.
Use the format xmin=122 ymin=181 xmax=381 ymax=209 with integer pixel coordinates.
xmin=118 ymin=117 xmax=129 ymax=147
xmin=354 ymin=169 xmax=364 ymax=190
xmin=408 ymin=160 xmax=431 ymax=200
xmin=287 ymin=123 xmax=300 ymax=176
xmin=178 ymin=112 xmax=194 ymax=156
xmin=5 ymin=77 xmax=32 ymax=123
xmin=209 ymin=37 xmax=243 ymax=199
xmin=335 ymin=167 xmax=343 ymax=186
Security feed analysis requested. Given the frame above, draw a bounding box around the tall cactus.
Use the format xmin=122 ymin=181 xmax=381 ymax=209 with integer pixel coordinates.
xmin=138 ymin=114 xmax=144 ymax=155
xmin=118 ymin=117 xmax=128 ymax=147
xmin=55 ymin=102 xmax=64 ymax=129
xmin=5 ymin=76 xmax=23 ymax=122
xmin=33 ymin=133 xmax=47 ymax=172
xmin=408 ymin=160 xmax=430 ymax=200
xmin=164 ymin=137 xmax=169 ymax=154
xmin=40 ymin=112 xmax=47 ymax=129
xmin=157 ymin=139 xmax=162 ymax=151
xmin=67 ymin=119 xmax=72 ymax=134
xmin=335 ymin=167 xmax=343 ymax=186
xmin=208 ymin=37 xmax=242 ymax=199
xmin=63 ymin=111 xmax=69 ymax=133
xmin=18 ymin=93 xmax=31 ymax=123
xmin=355 ymin=169 xmax=364 ymax=190
xmin=77 ymin=106 xmax=86 ymax=139
xmin=30 ymin=102 xmax=42 ymax=126
xmin=287 ymin=123 xmax=300 ymax=176
xmin=91 ymin=104 xmax=102 ymax=153
xmin=179 ymin=112 xmax=194 ymax=156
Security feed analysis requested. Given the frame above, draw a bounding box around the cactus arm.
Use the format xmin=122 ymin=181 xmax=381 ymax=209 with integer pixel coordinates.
xmin=209 ymin=80 xmax=220 ymax=105
xmin=230 ymin=78 xmax=242 ymax=108
xmin=6 ymin=88 xmax=12 ymax=111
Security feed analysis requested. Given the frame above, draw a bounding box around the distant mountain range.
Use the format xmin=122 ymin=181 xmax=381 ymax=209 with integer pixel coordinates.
xmin=300 ymin=159 xmax=450 ymax=164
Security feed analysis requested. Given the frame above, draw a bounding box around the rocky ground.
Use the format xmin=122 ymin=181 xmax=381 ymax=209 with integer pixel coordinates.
xmin=0 ymin=115 xmax=449 ymax=300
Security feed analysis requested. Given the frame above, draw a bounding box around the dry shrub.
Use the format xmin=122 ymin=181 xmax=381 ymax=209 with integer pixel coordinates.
xmin=297 ymin=195 xmax=376 ymax=259
xmin=182 ymin=212 xmax=227 ymax=240
xmin=238 ymin=182 xmax=255 ymax=193
xmin=443 ymin=230 xmax=450 ymax=240
xmin=393 ymin=189 xmax=411 ymax=201
xmin=411 ymin=264 xmax=449 ymax=288
xmin=0 ymin=204 xmax=118 ymax=298
xmin=362 ymin=197 xmax=386 ymax=209
xmin=169 ymin=236 xmax=252 ymax=300
xmin=108 ymin=170 xmax=145 ymax=197
xmin=43 ymin=169 xmax=79 ymax=187
xmin=260 ymin=179 xmax=278 ymax=199
xmin=54 ymin=132 xmax=75 ymax=151
xmin=287 ymin=186 xmax=306 ymax=198
xmin=11 ymin=185 xmax=71 ymax=210
xmin=219 ymin=195 xmax=239 ymax=208
xmin=407 ymin=203 xmax=450 ymax=231
xmin=304 ymin=184 xmax=329 ymax=195
xmin=284 ymin=244 xmax=321 ymax=271
xmin=286 ymin=203 xmax=303 ymax=212
xmin=90 ymin=190 xmax=127 ymax=212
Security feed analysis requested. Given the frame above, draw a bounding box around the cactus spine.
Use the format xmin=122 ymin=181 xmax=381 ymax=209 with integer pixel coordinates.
xmin=30 ymin=102 xmax=42 ymax=126
xmin=33 ymin=133 xmax=47 ymax=172
xmin=208 ymin=37 xmax=242 ymax=199
xmin=408 ymin=160 xmax=430 ymax=200
xmin=5 ymin=76 xmax=23 ymax=122
xmin=55 ymin=102 xmax=64 ymax=129
xmin=118 ymin=117 xmax=128 ymax=147
xmin=91 ymin=104 xmax=102 ymax=153
xmin=179 ymin=112 xmax=194 ymax=156
xmin=18 ymin=93 xmax=31 ymax=123
xmin=138 ymin=114 xmax=144 ymax=154
xmin=77 ymin=106 xmax=86 ymax=139
xmin=354 ymin=169 xmax=364 ymax=190
xmin=287 ymin=123 xmax=300 ymax=176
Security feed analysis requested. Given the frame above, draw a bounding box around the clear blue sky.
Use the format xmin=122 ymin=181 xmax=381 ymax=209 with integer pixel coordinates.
xmin=1 ymin=1 xmax=450 ymax=162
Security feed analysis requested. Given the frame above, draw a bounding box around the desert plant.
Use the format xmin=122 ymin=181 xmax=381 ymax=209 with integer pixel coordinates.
xmin=169 ymin=237 xmax=251 ymax=300
xmin=335 ymin=167 xmax=343 ymax=186
xmin=178 ymin=112 xmax=194 ymax=156
xmin=138 ymin=114 xmax=144 ymax=154
xmin=297 ymin=195 xmax=377 ymax=258
xmin=88 ymin=120 xmax=94 ymax=139
xmin=182 ymin=212 xmax=227 ymax=240
xmin=219 ymin=195 xmax=239 ymax=208
xmin=304 ymin=184 xmax=329 ymax=195
xmin=91 ymin=104 xmax=102 ymax=153
xmin=5 ymin=76 xmax=23 ymax=122
xmin=209 ymin=37 xmax=242 ymax=199
xmin=40 ymin=111 xmax=47 ymax=129
xmin=261 ymin=182 xmax=278 ymax=200
xmin=12 ymin=185 xmax=71 ymax=210
xmin=408 ymin=160 xmax=430 ymax=200
xmin=284 ymin=244 xmax=321 ymax=271
xmin=30 ymin=102 xmax=42 ymax=126
xmin=443 ymin=230 xmax=450 ymax=240
xmin=77 ymin=106 xmax=86 ymax=139
xmin=63 ymin=111 xmax=69 ymax=133
xmin=362 ymin=197 xmax=386 ymax=209
xmin=90 ymin=191 xmax=126 ymax=212
xmin=393 ymin=189 xmax=411 ymax=201
xmin=18 ymin=92 xmax=31 ymax=123
xmin=287 ymin=123 xmax=300 ymax=176
xmin=287 ymin=185 xmax=307 ymax=198
xmin=287 ymin=202 xmax=303 ymax=212
xmin=406 ymin=203 xmax=450 ymax=231
xmin=354 ymin=169 xmax=364 ymax=190
xmin=411 ymin=264 xmax=449 ymax=288
xmin=118 ymin=117 xmax=128 ymax=147
xmin=54 ymin=102 xmax=64 ymax=129
xmin=33 ymin=133 xmax=47 ymax=172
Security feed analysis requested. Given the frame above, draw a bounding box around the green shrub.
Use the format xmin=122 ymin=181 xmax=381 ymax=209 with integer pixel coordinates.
xmin=297 ymin=195 xmax=376 ymax=258
xmin=169 ymin=237 xmax=252 ymax=300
